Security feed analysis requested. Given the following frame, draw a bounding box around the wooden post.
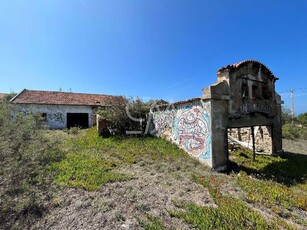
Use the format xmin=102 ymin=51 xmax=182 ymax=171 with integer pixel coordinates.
xmin=251 ymin=126 xmax=256 ymax=161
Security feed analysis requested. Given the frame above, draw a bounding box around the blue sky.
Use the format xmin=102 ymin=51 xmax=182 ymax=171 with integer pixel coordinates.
xmin=0 ymin=0 xmax=306 ymax=114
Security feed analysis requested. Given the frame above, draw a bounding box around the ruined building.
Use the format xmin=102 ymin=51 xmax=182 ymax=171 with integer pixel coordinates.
xmin=150 ymin=60 xmax=282 ymax=171
xmin=10 ymin=89 xmax=116 ymax=129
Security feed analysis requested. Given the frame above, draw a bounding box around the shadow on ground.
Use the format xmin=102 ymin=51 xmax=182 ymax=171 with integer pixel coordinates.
xmin=229 ymin=151 xmax=307 ymax=187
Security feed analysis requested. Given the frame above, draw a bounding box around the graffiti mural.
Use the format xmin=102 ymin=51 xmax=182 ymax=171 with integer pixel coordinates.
xmin=48 ymin=112 xmax=65 ymax=123
xmin=153 ymin=110 xmax=174 ymax=140
xmin=174 ymin=106 xmax=211 ymax=159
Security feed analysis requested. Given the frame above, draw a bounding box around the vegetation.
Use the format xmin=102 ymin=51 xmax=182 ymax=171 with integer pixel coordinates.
xmin=98 ymin=97 xmax=167 ymax=134
xmin=98 ymin=96 xmax=151 ymax=134
xmin=1 ymin=96 xmax=306 ymax=229
xmin=170 ymin=175 xmax=270 ymax=229
xmin=282 ymin=123 xmax=307 ymax=140
xmin=51 ymin=128 xmax=190 ymax=191
xmin=0 ymin=95 xmax=66 ymax=227
xmin=281 ymin=107 xmax=292 ymax=125
xmin=297 ymin=112 xmax=307 ymax=126
xmin=230 ymin=146 xmax=307 ymax=227
xmin=282 ymin=107 xmax=307 ymax=140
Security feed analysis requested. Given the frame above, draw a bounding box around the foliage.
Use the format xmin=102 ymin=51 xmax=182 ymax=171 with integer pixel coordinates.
xmin=0 ymin=97 xmax=66 ymax=227
xmin=230 ymin=146 xmax=307 ymax=226
xmin=281 ymin=106 xmax=292 ymax=125
xmin=237 ymin=172 xmax=307 ymax=213
xmin=230 ymin=146 xmax=307 ymax=187
xmin=97 ymin=96 xmax=164 ymax=134
xmin=137 ymin=213 xmax=167 ymax=230
xmin=51 ymin=128 xmax=190 ymax=191
xmin=297 ymin=112 xmax=307 ymax=126
xmin=51 ymin=151 xmax=130 ymax=191
xmin=282 ymin=123 xmax=307 ymax=140
xmin=169 ymin=174 xmax=271 ymax=229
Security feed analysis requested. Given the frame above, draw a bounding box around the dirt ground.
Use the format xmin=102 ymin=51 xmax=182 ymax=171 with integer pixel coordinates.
xmin=30 ymin=158 xmax=216 ymax=229
xmin=26 ymin=139 xmax=307 ymax=229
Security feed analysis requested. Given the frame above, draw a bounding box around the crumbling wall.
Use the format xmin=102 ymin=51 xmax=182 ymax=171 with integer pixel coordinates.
xmin=151 ymin=99 xmax=212 ymax=166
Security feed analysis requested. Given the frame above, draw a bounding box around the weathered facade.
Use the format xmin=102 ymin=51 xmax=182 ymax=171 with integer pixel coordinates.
xmin=10 ymin=89 xmax=115 ymax=129
xmin=151 ymin=60 xmax=282 ymax=170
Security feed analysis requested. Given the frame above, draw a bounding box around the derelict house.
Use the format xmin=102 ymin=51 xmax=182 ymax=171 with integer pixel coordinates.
xmin=10 ymin=89 xmax=115 ymax=129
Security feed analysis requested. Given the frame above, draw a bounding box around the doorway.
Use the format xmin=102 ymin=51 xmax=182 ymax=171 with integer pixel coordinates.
xmin=227 ymin=126 xmax=273 ymax=166
xmin=67 ymin=113 xmax=89 ymax=128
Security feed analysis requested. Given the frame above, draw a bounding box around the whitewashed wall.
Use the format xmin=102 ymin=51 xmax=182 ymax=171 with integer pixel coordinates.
xmin=12 ymin=104 xmax=96 ymax=129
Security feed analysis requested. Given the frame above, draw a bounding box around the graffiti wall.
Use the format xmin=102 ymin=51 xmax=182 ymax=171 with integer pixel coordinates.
xmin=151 ymin=100 xmax=212 ymax=166
xmin=12 ymin=104 xmax=94 ymax=129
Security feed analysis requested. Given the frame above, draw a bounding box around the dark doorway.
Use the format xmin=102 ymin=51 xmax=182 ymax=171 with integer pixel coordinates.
xmin=67 ymin=113 xmax=89 ymax=128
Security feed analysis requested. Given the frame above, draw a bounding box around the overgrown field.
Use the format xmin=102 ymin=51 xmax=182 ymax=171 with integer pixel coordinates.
xmin=1 ymin=120 xmax=306 ymax=229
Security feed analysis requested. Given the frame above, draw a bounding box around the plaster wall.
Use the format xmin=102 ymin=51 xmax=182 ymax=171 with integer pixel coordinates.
xmin=12 ymin=104 xmax=96 ymax=129
xmin=151 ymin=100 xmax=212 ymax=167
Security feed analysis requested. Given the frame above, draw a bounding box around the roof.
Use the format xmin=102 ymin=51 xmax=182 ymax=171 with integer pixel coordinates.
xmin=0 ymin=93 xmax=6 ymax=100
xmin=10 ymin=89 xmax=117 ymax=106
xmin=152 ymin=97 xmax=201 ymax=109
xmin=217 ymin=60 xmax=278 ymax=80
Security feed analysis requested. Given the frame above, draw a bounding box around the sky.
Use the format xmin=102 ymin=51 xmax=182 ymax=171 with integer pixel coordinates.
xmin=0 ymin=0 xmax=306 ymax=114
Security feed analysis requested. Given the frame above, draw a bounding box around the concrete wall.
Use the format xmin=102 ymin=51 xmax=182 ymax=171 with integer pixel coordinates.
xmin=151 ymin=100 xmax=213 ymax=167
xmin=12 ymin=104 xmax=96 ymax=129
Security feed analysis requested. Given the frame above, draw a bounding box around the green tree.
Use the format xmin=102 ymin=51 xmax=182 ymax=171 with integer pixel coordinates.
xmin=98 ymin=96 xmax=152 ymax=134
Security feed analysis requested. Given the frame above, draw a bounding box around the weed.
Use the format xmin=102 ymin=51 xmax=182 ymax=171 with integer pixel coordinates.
xmin=137 ymin=213 xmax=167 ymax=230
xmin=51 ymin=127 xmax=190 ymax=191
xmin=169 ymin=174 xmax=289 ymax=229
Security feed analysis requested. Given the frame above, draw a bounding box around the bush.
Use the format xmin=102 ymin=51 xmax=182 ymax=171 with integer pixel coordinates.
xmin=282 ymin=123 xmax=307 ymax=140
xmin=297 ymin=112 xmax=307 ymax=126
xmin=98 ymin=96 xmax=152 ymax=134
xmin=0 ymin=97 xmax=65 ymax=227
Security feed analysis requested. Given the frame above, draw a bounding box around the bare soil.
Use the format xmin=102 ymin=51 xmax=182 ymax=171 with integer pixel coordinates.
xmin=10 ymin=138 xmax=307 ymax=229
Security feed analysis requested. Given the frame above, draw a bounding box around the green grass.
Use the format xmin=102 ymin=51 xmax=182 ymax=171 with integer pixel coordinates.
xmin=237 ymin=171 xmax=307 ymax=212
xmin=230 ymin=147 xmax=307 ymax=187
xmin=169 ymin=174 xmax=271 ymax=230
xmin=50 ymin=152 xmax=130 ymax=191
xmin=137 ymin=213 xmax=167 ymax=230
xmin=51 ymin=128 xmax=190 ymax=191
xmin=230 ymin=146 xmax=307 ymax=227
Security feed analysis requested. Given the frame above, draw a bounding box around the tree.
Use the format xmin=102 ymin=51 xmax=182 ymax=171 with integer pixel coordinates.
xmin=98 ymin=96 xmax=151 ymax=134
xmin=281 ymin=106 xmax=292 ymax=125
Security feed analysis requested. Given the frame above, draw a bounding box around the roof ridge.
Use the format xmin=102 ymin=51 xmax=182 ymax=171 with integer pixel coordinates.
xmin=217 ymin=60 xmax=277 ymax=80
xmin=22 ymin=89 xmax=114 ymax=97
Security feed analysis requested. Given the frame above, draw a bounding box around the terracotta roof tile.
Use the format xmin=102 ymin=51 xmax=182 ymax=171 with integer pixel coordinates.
xmin=217 ymin=60 xmax=278 ymax=80
xmin=0 ymin=93 xmax=6 ymax=100
xmin=10 ymin=89 xmax=117 ymax=106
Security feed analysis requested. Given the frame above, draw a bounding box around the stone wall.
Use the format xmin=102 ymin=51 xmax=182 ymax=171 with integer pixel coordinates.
xmin=228 ymin=126 xmax=273 ymax=153
xmin=151 ymin=99 xmax=213 ymax=167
